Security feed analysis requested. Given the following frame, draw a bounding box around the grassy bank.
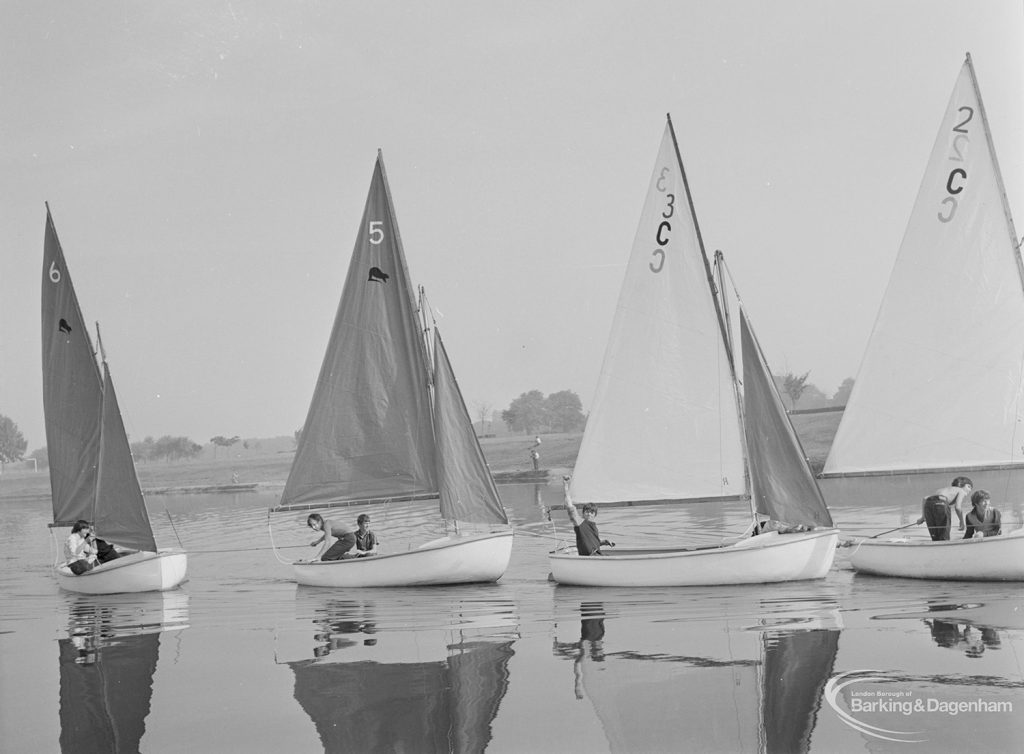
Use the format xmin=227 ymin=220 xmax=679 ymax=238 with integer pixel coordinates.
xmin=0 ymin=412 xmax=841 ymax=501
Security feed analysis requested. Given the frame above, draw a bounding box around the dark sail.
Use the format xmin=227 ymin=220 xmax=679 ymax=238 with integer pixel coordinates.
xmin=433 ymin=329 xmax=508 ymax=524
xmin=279 ymin=153 xmax=437 ymax=508
xmin=741 ymin=308 xmax=833 ymax=527
xmin=42 ymin=206 xmax=103 ymax=526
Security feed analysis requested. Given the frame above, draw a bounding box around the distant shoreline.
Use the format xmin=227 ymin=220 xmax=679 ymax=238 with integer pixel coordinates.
xmin=0 ymin=413 xmax=839 ymax=503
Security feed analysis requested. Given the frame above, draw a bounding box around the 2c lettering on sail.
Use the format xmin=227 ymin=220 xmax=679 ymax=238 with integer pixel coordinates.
xmin=938 ymin=106 xmax=973 ymax=223
xmin=650 ymin=166 xmax=674 ymax=273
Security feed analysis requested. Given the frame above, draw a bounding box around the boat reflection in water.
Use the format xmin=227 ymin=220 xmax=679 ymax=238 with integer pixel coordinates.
xmin=58 ymin=591 xmax=189 ymax=753
xmin=553 ymin=595 xmax=839 ymax=753
xmin=281 ymin=588 xmax=518 ymax=753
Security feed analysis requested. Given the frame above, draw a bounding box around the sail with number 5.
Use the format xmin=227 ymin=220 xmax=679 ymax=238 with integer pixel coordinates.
xmin=823 ymin=54 xmax=1024 ymax=480
xmin=549 ymin=117 xmax=837 ymax=587
xmin=273 ymin=152 xmax=512 ymax=587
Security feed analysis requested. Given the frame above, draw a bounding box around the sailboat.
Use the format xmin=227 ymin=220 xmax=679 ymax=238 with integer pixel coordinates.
xmin=548 ymin=116 xmax=838 ymax=587
xmin=820 ymin=55 xmax=1024 ymax=580
xmin=42 ymin=206 xmax=188 ymax=594
xmin=271 ymin=152 xmax=513 ymax=587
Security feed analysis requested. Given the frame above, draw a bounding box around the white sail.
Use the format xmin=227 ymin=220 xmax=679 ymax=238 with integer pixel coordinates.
xmin=824 ymin=55 xmax=1024 ymax=476
xmin=570 ymin=121 xmax=746 ymax=505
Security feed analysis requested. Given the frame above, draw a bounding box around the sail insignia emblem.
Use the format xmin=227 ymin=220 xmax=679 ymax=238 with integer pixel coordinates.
xmin=59 ymin=318 xmax=72 ymax=334
xmin=368 ymin=266 xmax=390 ymax=284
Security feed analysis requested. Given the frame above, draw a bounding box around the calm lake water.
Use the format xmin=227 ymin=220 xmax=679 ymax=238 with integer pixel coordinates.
xmin=1 ymin=480 xmax=1022 ymax=753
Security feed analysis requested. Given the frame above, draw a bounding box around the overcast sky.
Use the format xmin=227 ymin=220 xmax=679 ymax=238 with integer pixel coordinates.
xmin=2 ymin=1 xmax=1022 ymax=451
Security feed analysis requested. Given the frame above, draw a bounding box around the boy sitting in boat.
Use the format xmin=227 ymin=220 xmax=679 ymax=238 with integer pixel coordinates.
xmin=964 ymin=489 xmax=1002 ymax=539
xmin=354 ymin=513 xmax=379 ymax=556
xmin=563 ymin=476 xmax=614 ymax=556
xmin=916 ymin=476 xmax=971 ymax=541
xmin=307 ymin=514 xmax=357 ymax=560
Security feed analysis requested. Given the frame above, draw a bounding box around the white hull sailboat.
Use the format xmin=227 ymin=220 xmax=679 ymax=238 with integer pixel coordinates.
xmin=42 ymin=205 xmax=187 ymax=594
xmin=273 ymin=153 xmax=512 ymax=587
xmin=54 ymin=550 xmax=188 ymax=594
xmin=550 ymin=529 xmax=838 ymax=588
xmin=820 ymin=56 xmax=1024 ymax=580
xmin=549 ymin=117 xmax=838 ymax=587
xmin=850 ymin=530 xmax=1024 ymax=582
xmin=292 ymin=531 xmax=513 ymax=588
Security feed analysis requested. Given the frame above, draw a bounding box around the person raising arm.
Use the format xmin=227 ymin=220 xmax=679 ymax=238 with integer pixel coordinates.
xmin=563 ymin=476 xmax=614 ymax=556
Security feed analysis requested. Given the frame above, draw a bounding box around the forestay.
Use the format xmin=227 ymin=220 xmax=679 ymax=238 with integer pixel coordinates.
xmin=824 ymin=54 xmax=1024 ymax=476
xmin=570 ymin=122 xmax=746 ymax=505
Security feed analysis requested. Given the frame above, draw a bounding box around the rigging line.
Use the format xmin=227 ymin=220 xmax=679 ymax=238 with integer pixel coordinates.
xmin=187 ymin=544 xmax=307 ymax=554
xmin=266 ymin=508 xmax=294 ymax=565
xmin=165 ymin=510 xmax=184 ymax=549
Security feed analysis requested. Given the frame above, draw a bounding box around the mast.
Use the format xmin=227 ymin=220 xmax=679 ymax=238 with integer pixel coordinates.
xmin=714 ymin=252 xmax=756 ymax=521
xmin=666 ymin=114 xmax=753 ymax=516
xmin=964 ymin=52 xmax=1024 ymax=289
xmin=93 ymin=322 xmax=108 ymax=525
xmin=666 ymin=114 xmax=737 ymax=378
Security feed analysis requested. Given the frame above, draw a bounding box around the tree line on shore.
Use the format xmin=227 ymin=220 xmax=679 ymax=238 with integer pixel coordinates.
xmin=0 ymin=372 xmax=853 ymax=469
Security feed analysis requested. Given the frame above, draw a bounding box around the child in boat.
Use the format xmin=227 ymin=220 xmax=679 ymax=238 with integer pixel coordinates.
xmin=307 ymin=514 xmax=357 ymax=560
xmin=562 ymin=476 xmax=614 ymax=556
xmin=916 ymin=476 xmax=971 ymax=540
xmin=63 ymin=520 xmax=98 ymax=575
xmin=963 ymin=489 xmax=1002 ymax=539
xmin=354 ymin=513 xmax=378 ymax=556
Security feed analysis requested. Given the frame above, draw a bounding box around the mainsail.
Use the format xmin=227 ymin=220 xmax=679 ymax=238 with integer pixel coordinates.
xmin=280 ymin=154 xmax=437 ymax=507
xmin=42 ymin=206 xmax=157 ymax=551
xmin=42 ymin=206 xmax=103 ymax=526
xmin=824 ymin=54 xmax=1024 ymax=476
xmin=277 ymin=152 xmax=506 ymax=529
xmin=570 ymin=120 xmax=746 ymax=505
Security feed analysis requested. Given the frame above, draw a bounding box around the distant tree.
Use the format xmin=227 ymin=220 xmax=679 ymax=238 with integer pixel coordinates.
xmin=475 ymin=402 xmax=493 ymax=432
xmin=131 ymin=436 xmax=156 ymax=463
xmin=502 ymin=390 xmax=547 ymax=434
xmin=29 ymin=446 xmax=49 ymax=470
xmin=545 ymin=390 xmax=585 ymax=432
xmin=151 ymin=435 xmax=202 ymax=462
xmin=781 ymin=371 xmax=811 ymax=410
xmin=210 ymin=435 xmax=241 ymax=458
xmin=0 ymin=414 xmax=27 ymax=466
xmin=832 ymin=377 xmax=855 ymax=406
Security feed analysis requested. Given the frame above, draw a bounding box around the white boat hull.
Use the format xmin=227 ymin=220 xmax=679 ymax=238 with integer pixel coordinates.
xmin=55 ymin=550 xmax=188 ymax=594
xmin=292 ymin=531 xmax=513 ymax=587
xmin=850 ymin=530 xmax=1024 ymax=580
xmin=548 ymin=529 xmax=839 ymax=587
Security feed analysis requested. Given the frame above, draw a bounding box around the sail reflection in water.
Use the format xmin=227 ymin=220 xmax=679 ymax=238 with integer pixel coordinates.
xmin=58 ymin=592 xmax=189 ymax=753
xmin=282 ymin=592 xmax=517 ymax=753
xmin=553 ymin=600 xmax=838 ymax=753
